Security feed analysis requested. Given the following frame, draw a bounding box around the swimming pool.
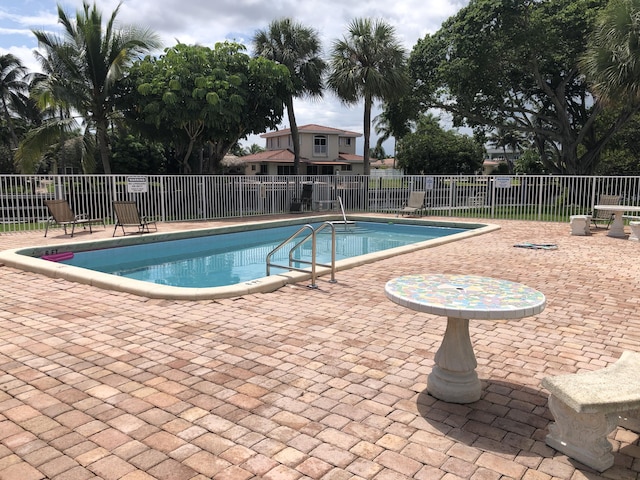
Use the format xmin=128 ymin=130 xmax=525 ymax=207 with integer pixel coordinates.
xmin=0 ymin=215 xmax=499 ymax=299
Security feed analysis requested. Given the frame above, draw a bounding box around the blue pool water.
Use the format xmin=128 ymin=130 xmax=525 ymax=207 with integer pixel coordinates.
xmin=62 ymin=221 xmax=468 ymax=288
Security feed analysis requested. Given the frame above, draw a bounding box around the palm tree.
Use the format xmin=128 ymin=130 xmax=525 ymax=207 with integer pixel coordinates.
xmin=253 ymin=18 xmax=326 ymax=175
xmin=327 ymin=18 xmax=409 ymax=175
xmin=580 ymin=0 xmax=640 ymax=105
xmin=0 ymin=54 xmax=28 ymax=149
xmin=31 ymin=1 xmax=161 ymax=174
xmin=488 ymin=123 xmax=526 ymax=174
xmin=374 ymin=99 xmax=417 ymax=166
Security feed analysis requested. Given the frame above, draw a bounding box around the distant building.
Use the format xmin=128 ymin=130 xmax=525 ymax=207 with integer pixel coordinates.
xmin=483 ymin=147 xmax=521 ymax=175
xmin=241 ymin=124 xmax=364 ymax=175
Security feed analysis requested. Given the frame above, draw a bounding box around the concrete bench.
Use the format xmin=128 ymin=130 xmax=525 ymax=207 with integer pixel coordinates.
xmin=569 ymin=215 xmax=591 ymax=236
xmin=541 ymin=351 xmax=640 ymax=471
xmin=622 ymin=216 xmax=640 ymax=241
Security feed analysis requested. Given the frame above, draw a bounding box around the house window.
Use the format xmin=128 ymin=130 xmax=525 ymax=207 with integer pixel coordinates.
xmin=259 ymin=164 xmax=268 ymax=175
xmin=251 ymin=165 xmax=256 ymax=171
xmin=342 ymin=164 xmax=352 ymax=171
xmin=341 ymin=138 xmax=351 ymax=146
xmin=314 ymin=136 xmax=327 ymax=156
xmin=277 ymin=165 xmax=295 ymax=175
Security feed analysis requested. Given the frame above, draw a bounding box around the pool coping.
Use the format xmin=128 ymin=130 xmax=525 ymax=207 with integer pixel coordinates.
xmin=0 ymin=215 xmax=500 ymax=300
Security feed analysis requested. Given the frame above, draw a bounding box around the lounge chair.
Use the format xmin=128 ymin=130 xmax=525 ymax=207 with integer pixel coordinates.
xmin=113 ymin=201 xmax=157 ymax=236
xmin=590 ymin=194 xmax=620 ymax=229
xmin=467 ymin=192 xmax=486 ymax=206
xmin=291 ymin=184 xmax=313 ymax=212
xmin=397 ymin=191 xmax=426 ymax=217
xmin=44 ymin=199 xmax=98 ymax=237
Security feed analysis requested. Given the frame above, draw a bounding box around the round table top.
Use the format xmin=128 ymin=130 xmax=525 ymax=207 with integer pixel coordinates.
xmin=385 ymin=274 xmax=546 ymax=320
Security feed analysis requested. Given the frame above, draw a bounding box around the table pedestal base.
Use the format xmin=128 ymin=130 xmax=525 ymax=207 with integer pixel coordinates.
xmin=607 ymin=213 xmax=627 ymax=238
xmin=427 ymin=317 xmax=481 ymax=403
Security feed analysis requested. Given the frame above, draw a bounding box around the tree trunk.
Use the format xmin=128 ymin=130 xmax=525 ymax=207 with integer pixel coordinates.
xmin=95 ymin=118 xmax=111 ymax=174
xmin=286 ymin=96 xmax=301 ymax=175
xmin=363 ymin=95 xmax=372 ymax=176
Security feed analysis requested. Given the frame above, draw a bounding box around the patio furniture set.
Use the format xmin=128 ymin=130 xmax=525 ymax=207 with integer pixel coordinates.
xmin=385 ymin=272 xmax=639 ymax=472
xmin=570 ymin=194 xmax=640 ymax=240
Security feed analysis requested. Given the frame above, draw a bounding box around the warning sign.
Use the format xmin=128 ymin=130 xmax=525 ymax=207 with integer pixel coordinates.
xmin=127 ymin=176 xmax=148 ymax=193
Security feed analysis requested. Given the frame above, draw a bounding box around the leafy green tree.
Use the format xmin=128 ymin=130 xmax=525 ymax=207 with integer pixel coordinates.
xmin=0 ymin=54 xmax=28 ymax=150
xmin=396 ymin=114 xmax=484 ymax=174
xmin=111 ymin=132 xmax=166 ymax=174
xmin=328 ymin=18 xmax=410 ymax=175
xmin=31 ymin=1 xmax=161 ymax=174
xmin=122 ymin=42 xmax=290 ymax=174
xmin=253 ymin=18 xmax=326 ymax=175
xmin=515 ymin=150 xmax=549 ymax=175
xmin=593 ymin=107 xmax=640 ymax=175
xmin=409 ymin=0 xmax=632 ymax=175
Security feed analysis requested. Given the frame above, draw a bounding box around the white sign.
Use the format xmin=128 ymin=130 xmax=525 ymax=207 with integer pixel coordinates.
xmin=127 ymin=176 xmax=148 ymax=193
xmin=495 ymin=177 xmax=512 ymax=189
xmin=425 ymin=176 xmax=435 ymax=190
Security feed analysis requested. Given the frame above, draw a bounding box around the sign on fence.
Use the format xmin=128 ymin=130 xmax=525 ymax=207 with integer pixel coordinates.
xmin=494 ymin=177 xmax=512 ymax=188
xmin=425 ymin=177 xmax=434 ymax=190
xmin=127 ymin=176 xmax=148 ymax=193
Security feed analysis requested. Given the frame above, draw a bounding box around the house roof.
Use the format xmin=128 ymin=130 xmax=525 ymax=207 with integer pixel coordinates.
xmin=240 ymin=149 xmax=299 ymax=162
xmin=261 ymin=124 xmax=362 ymax=139
xmin=370 ymin=158 xmax=396 ymax=168
xmin=337 ymin=153 xmax=364 ymax=163
xmin=241 ymin=149 xmax=364 ymax=165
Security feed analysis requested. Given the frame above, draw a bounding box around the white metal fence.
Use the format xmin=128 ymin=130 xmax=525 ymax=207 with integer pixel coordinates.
xmin=1 ymin=174 xmax=639 ymax=233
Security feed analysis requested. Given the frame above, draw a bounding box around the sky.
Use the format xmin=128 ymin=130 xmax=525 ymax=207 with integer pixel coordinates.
xmin=0 ymin=0 xmax=469 ymax=154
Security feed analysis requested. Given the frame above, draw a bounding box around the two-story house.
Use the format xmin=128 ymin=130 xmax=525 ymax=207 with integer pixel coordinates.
xmin=241 ymin=124 xmax=364 ymax=175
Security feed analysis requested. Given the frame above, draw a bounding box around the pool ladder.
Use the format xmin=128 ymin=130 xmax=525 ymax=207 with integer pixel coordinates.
xmin=266 ymin=221 xmax=337 ymax=289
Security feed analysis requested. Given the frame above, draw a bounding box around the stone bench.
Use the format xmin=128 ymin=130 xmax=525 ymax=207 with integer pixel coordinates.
xmin=569 ymin=215 xmax=591 ymax=236
xmin=541 ymin=351 xmax=640 ymax=471
xmin=622 ymin=216 xmax=640 ymax=241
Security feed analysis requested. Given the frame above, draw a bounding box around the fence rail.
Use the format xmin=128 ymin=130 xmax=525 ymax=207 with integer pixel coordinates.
xmin=1 ymin=174 xmax=639 ymax=233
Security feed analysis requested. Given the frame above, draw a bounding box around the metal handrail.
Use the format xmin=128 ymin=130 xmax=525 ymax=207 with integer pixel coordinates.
xmin=266 ymin=221 xmax=337 ymax=288
xmin=289 ymin=222 xmax=336 ymax=284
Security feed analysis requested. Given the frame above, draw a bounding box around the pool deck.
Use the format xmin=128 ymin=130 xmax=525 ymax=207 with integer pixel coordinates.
xmin=1 ymin=215 xmax=639 ymax=480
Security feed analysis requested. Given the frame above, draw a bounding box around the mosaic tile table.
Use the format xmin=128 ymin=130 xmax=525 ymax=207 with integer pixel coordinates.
xmin=385 ymin=274 xmax=546 ymax=403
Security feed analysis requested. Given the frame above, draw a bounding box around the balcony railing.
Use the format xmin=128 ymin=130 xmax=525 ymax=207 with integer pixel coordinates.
xmin=1 ymin=174 xmax=639 ymax=233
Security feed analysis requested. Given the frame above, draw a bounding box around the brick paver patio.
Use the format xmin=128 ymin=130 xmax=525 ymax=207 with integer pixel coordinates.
xmin=0 ymin=216 xmax=639 ymax=480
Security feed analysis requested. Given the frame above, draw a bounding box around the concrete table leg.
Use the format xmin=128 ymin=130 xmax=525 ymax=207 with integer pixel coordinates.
xmin=607 ymin=212 xmax=627 ymax=238
xmin=427 ymin=317 xmax=481 ymax=403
